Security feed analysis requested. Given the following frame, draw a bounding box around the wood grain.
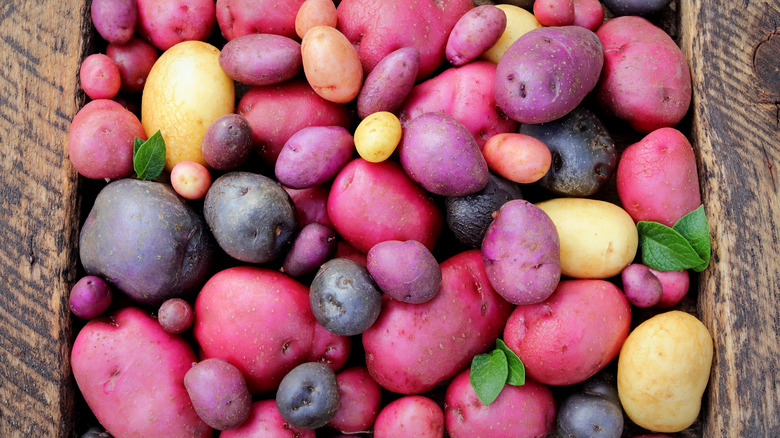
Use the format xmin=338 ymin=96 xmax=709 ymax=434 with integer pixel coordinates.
xmin=0 ymin=1 xmax=91 ymax=437
xmin=680 ymin=0 xmax=780 ymax=436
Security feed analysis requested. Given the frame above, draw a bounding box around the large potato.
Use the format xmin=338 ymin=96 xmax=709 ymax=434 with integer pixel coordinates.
xmin=618 ymin=311 xmax=713 ymax=432
xmin=142 ymin=40 xmax=235 ymax=171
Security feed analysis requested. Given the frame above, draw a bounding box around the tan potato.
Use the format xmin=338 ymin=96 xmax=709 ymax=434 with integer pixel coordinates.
xmin=617 ymin=311 xmax=713 ymax=433
xmin=301 ymin=26 xmax=363 ymax=104
xmin=536 ymin=198 xmax=637 ymax=278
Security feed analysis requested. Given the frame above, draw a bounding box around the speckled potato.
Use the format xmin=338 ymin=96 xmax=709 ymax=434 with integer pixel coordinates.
xmin=618 ymin=311 xmax=713 ymax=433
xmin=142 ymin=40 xmax=235 ymax=171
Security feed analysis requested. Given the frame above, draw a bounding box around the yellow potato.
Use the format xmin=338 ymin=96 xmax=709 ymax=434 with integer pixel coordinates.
xmin=536 ymin=198 xmax=637 ymax=278
xmin=142 ymin=41 xmax=235 ymax=171
xmin=618 ymin=311 xmax=713 ymax=432
xmin=481 ymin=5 xmax=543 ymax=64
xmin=354 ymin=112 xmax=402 ymax=163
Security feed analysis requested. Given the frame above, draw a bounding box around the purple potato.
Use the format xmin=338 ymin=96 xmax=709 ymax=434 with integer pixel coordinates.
xmin=275 ymin=126 xmax=355 ymax=190
xmin=91 ymin=0 xmax=137 ymax=45
xmin=157 ymin=298 xmax=194 ymax=334
xmin=356 ymin=47 xmax=420 ymax=119
xmin=556 ymin=393 xmax=624 ymax=438
xmin=282 ymin=223 xmax=337 ymax=278
xmin=366 ymin=240 xmax=442 ymax=304
xmin=202 ymin=114 xmax=253 ymax=171
xmin=184 ymin=358 xmax=252 ymax=431
xmin=446 ymin=5 xmax=507 ymax=66
xmin=276 ymin=362 xmax=341 ymax=429
xmin=219 ymin=33 xmax=302 ymax=86
xmin=69 ymin=276 xmax=112 ymax=320
xmin=622 ymin=264 xmax=663 ymax=308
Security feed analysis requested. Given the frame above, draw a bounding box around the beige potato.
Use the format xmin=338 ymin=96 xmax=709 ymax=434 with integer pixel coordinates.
xmin=536 ymin=198 xmax=637 ymax=278
xmin=480 ymin=4 xmax=542 ymax=63
xmin=617 ymin=311 xmax=713 ymax=433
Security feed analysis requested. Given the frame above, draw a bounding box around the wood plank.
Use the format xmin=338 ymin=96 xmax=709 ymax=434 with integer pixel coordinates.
xmin=0 ymin=0 xmax=91 ymax=436
xmin=679 ymin=0 xmax=780 ymax=436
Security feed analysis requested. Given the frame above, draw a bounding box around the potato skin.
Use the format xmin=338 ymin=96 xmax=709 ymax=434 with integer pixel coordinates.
xmin=362 ymin=250 xmax=513 ymax=394
xmin=373 ymin=396 xmax=444 ymax=438
xmin=71 ymin=307 xmax=211 ymax=438
xmin=275 ymin=126 xmax=354 ymax=189
xmin=219 ymin=34 xmax=302 ymax=86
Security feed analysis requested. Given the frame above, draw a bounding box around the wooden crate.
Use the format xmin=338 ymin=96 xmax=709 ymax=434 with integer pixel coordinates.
xmin=0 ymin=0 xmax=778 ymax=436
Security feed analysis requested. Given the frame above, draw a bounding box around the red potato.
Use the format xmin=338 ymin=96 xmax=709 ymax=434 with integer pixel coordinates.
xmin=80 ymin=54 xmax=121 ymax=100
xmin=307 ymin=321 xmax=352 ymax=372
xmin=356 ymin=47 xmax=420 ymax=119
xmin=91 ymin=0 xmax=137 ymax=44
xmin=367 ymin=240 xmax=442 ymax=304
xmin=238 ymin=80 xmax=350 ymax=166
xmin=504 ymin=279 xmax=632 ymax=386
xmin=373 ymin=396 xmax=444 ymax=438
xmin=219 ymin=400 xmax=315 ymax=438
xmin=399 ymin=61 xmax=517 ymax=150
xmin=534 ymin=0 xmax=575 ymax=27
xmin=105 ymin=37 xmax=159 ymax=94
xmin=483 ymin=133 xmax=552 ymax=184
xmin=136 ymin=0 xmax=216 ymax=51
xmin=335 ymin=240 xmax=368 ymax=266
xmin=71 ymin=307 xmax=211 ymax=438
xmin=284 ymin=184 xmax=334 ymax=229
xmin=573 ymin=0 xmax=605 ymax=31
xmin=336 ymin=0 xmax=473 ymax=80
xmin=445 ymin=369 xmax=556 ymax=438
xmin=652 ymin=268 xmax=690 ymax=307
xmin=595 ymin=16 xmax=692 ymax=133
xmin=158 ymin=298 xmax=194 ymax=334
xmin=446 ymin=5 xmax=507 ymax=66
xmin=219 ymin=34 xmax=302 ymax=87
xmin=327 ymin=367 xmax=382 ymax=433
xmin=363 ymin=250 xmax=514 ymax=394
xmin=296 ymin=0 xmax=338 ymax=39
xmin=216 ymin=0 xmax=305 ymax=41
xmin=616 ymin=127 xmax=702 ymax=226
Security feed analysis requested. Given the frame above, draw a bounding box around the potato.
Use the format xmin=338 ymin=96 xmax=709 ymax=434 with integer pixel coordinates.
xmin=79 ymin=54 xmax=121 ymax=100
xmin=621 ymin=264 xmax=663 ymax=308
xmin=142 ymin=40 xmax=235 ymax=171
xmin=220 ymin=400 xmax=314 ymax=438
xmin=105 ymin=37 xmax=158 ymax=94
xmin=362 ymin=250 xmax=514 ymax=394
xmin=653 ymin=268 xmax=690 ymax=307
xmin=534 ymin=0 xmax=575 ymax=27
xmin=307 ymin=321 xmax=352 ymax=373
xmin=91 ymin=0 xmax=137 ymax=44
xmin=69 ymin=276 xmax=112 ymax=320
xmin=354 ymin=111 xmax=402 ymax=163
xmin=373 ymin=396 xmax=444 ymax=438
xmin=71 ymin=307 xmax=211 ymax=437
xmin=503 ymin=279 xmax=631 ymax=386
xmin=356 ymin=47 xmax=420 ymax=119
xmin=446 ymin=5 xmax=507 ymax=66
xmin=618 ymin=311 xmax=713 ymax=432
xmin=573 ymin=0 xmax=605 ymax=31
xmin=136 ymin=0 xmax=216 ymax=51
xmin=480 ymin=4 xmax=542 ymax=63
xmin=201 ymin=114 xmax=254 ymax=171
xmin=184 ymin=358 xmax=252 ymax=431
xmin=327 ymin=367 xmax=382 ymax=433
xmin=158 ymin=298 xmax=194 ymax=334
xmin=481 ymin=199 xmax=561 ymax=305
xmin=604 ymin=0 xmax=673 ymax=16
xmin=494 ymin=25 xmax=604 ymax=124
xmin=275 ymin=362 xmax=341 ymax=429
xmin=301 ymin=26 xmax=363 ymax=104
xmin=219 ymin=34 xmax=302 ymax=86
xmin=284 ymin=184 xmax=334 ymax=229
xmin=482 ymin=133 xmax=551 ymax=184
xmin=366 ymin=240 xmax=442 ymax=304
xmin=296 ymin=0 xmax=338 ymax=39
xmin=275 ymin=126 xmax=354 ymax=189
xmin=216 ymin=0 xmax=305 ymax=41
xmin=282 ymin=223 xmax=337 ymax=278
xmin=536 ymin=198 xmax=638 ymax=279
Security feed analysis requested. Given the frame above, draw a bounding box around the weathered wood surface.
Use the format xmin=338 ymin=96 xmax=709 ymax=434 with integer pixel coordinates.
xmin=0 ymin=0 xmax=778 ymax=437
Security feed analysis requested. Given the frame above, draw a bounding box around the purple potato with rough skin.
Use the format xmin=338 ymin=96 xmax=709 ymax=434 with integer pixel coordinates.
xmin=202 ymin=114 xmax=253 ymax=171
xmin=446 ymin=5 xmax=507 ymax=66
xmin=481 ymin=199 xmax=561 ymax=305
xmin=79 ymin=179 xmax=214 ymax=305
xmin=399 ymin=112 xmax=489 ymax=196
xmin=219 ymin=34 xmax=302 ymax=86
xmin=275 ymin=126 xmax=355 ymax=190
xmin=621 ymin=264 xmax=663 ymax=308
xmin=282 ymin=223 xmax=337 ymax=278
xmin=184 ymin=358 xmax=252 ymax=431
xmin=158 ymin=298 xmax=194 ymax=334
xmin=366 ymin=240 xmax=442 ymax=304
xmin=356 ymin=47 xmax=420 ymax=119
xmin=494 ymin=25 xmax=604 ymax=124
xmin=69 ymin=276 xmax=112 ymax=320
xmin=91 ymin=0 xmax=137 ymax=44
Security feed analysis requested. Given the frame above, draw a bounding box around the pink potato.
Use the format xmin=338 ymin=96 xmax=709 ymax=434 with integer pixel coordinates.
xmin=275 ymin=126 xmax=355 ymax=189
xmin=363 ymin=250 xmax=514 ymax=394
xmin=534 ymin=0 xmax=575 ymax=27
xmin=504 ymin=279 xmax=631 ymax=386
xmin=296 ymin=0 xmax=338 ymax=39
xmin=184 ymin=358 xmax=252 ymax=430
xmin=336 ymin=0 xmax=473 ymax=80
xmin=136 ymin=0 xmax=216 ymax=51
xmin=652 ymin=268 xmax=690 ymax=308
xmin=80 ymin=53 xmax=121 ymax=100
xmin=216 ymin=0 xmax=305 ymax=41
xmin=335 ymin=240 xmax=368 ymax=266
xmin=71 ymin=307 xmax=211 ymax=437
xmin=284 ymin=184 xmax=334 ymax=229
xmin=68 ymin=99 xmax=146 ymax=180
xmin=356 ymin=47 xmax=420 ymax=119
xmin=366 ymin=240 xmax=442 ymax=304
xmin=573 ymin=0 xmax=605 ymax=31
xmin=237 ymin=80 xmax=350 ymax=166
xmin=307 ymin=321 xmax=352 ymax=372
xmin=399 ymin=61 xmax=517 ymax=150
xmin=446 ymin=5 xmax=507 ymax=66
xmin=219 ymin=34 xmax=302 ymax=86
xmin=616 ymin=127 xmax=702 ymax=226
xmin=91 ymin=0 xmax=137 ymax=44
xmin=106 ymin=37 xmax=159 ymax=94
xmin=595 ymin=16 xmax=692 ymax=133
xmin=445 ymin=369 xmax=556 ymax=438
xmin=483 ymin=133 xmax=552 ymax=184
xmin=328 ymin=158 xmax=443 ymax=253
xmin=158 ymin=298 xmax=194 ymax=334
xmin=373 ymin=396 xmax=444 ymax=438
xmin=327 ymin=367 xmax=382 ymax=433
xmin=220 ymin=400 xmax=315 ymax=438
xmin=193 ymin=266 xmax=317 ymax=394
xmin=171 ymin=160 xmax=212 ymax=200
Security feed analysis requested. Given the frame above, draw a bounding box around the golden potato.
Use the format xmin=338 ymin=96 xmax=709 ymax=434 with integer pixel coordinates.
xmin=480 ymin=5 xmax=542 ymax=64
xmin=354 ymin=111 xmax=402 ymax=163
xmin=536 ymin=198 xmax=637 ymax=278
xmin=617 ymin=311 xmax=713 ymax=432
xmin=142 ymin=41 xmax=235 ymax=171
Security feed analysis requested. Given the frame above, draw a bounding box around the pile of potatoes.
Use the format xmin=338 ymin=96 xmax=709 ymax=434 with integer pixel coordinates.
xmin=68 ymin=0 xmax=714 ymax=437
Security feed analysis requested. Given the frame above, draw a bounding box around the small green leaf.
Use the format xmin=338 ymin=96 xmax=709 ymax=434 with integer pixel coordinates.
xmin=469 ymin=349 xmax=508 ymax=406
xmin=637 ymin=221 xmax=705 ymax=271
xmin=133 ymin=137 xmax=144 ymax=159
xmin=496 ymin=339 xmax=525 ymax=386
xmin=134 ymin=130 xmax=166 ymax=181
xmin=672 ymin=205 xmax=711 ymax=272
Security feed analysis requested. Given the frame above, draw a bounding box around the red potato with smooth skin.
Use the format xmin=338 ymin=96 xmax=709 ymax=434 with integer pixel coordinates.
xmin=301 ymin=26 xmax=363 ymax=104
xmin=652 ymin=268 xmax=690 ymax=307
xmin=106 ymin=37 xmax=159 ymax=94
xmin=275 ymin=126 xmax=355 ymax=189
xmin=284 ymin=184 xmax=334 ymax=229
xmin=296 ymin=0 xmax=338 ymax=39
xmin=184 ymin=358 xmax=252 ymax=431
xmin=216 ymin=0 xmax=305 ymax=41
xmin=327 ymin=158 xmax=443 ymax=253
xmin=91 ymin=0 xmax=137 ymax=44
xmin=71 ymin=307 xmax=211 ymax=438
xmin=483 ymin=133 xmax=552 ymax=184
xmin=534 ymin=0 xmax=575 ymax=26
xmin=219 ymin=34 xmax=302 ymax=86
xmin=446 ymin=5 xmax=507 ymax=66
xmin=617 ymin=127 xmax=702 ymax=226
xmin=336 ymin=0 xmax=473 ymax=80
xmin=307 ymin=321 xmax=352 ymax=372
xmin=363 ymin=250 xmax=514 ymax=394
xmin=399 ymin=61 xmax=517 ymax=150
xmin=445 ymin=369 xmax=556 ymax=438
xmin=373 ymin=396 xmax=444 ymax=438
xmin=504 ymin=279 xmax=632 ymax=386
xmin=356 ymin=47 xmax=420 ymax=119
xmin=80 ymin=54 xmax=121 ymax=100
xmin=595 ymin=16 xmax=692 ymax=133
xmin=327 ymin=367 xmax=382 ymax=433
xmin=573 ymin=0 xmax=605 ymax=31
xmin=219 ymin=400 xmax=315 ymax=438
xmin=136 ymin=0 xmax=216 ymax=51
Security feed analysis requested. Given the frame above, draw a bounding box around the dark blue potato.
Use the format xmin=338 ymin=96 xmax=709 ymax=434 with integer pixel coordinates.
xmin=79 ymin=179 xmax=213 ymax=305
xmin=201 ymin=114 xmax=253 ymax=171
xmin=445 ymin=172 xmax=523 ymax=249
xmin=582 ymin=371 xmax=621 ymax=405
xmin=310 ymin=258 xmax=382 ymax=336
xmin=603 ymin=0 xmax=673 ymax=16
xmin=204 ymin=171 xmax=297 ymax=264
xmin=520 ymin=107 xmax=617 ymax=197
xmin=556 ymin=393 xmax=624 ymax=438
xmin=276 ymin=362 xmax=340 ymax=429
xmin=80 ymin=426 xmax=112 ymax=438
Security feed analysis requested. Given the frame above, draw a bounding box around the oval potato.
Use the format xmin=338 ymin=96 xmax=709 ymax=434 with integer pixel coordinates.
xmin=480 ymin=4 xmax=542 ymax=63
xmin=301 ymin=25 xmax=363 ymax=104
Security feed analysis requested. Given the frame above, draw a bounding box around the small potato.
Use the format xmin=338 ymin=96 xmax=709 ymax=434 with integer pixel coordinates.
xmin=480 ymin=4 xmax=542 ymax=63
xmin=621 ymin=264 xmax=663 ymax=308
xmin=483 ymin=133 xmax=551 ymax=184
xmin=91 ymin=0 xmax=137 ymax=44
xmin=301 ymin=26 xmax=363 ymax=104
xmin=201 ymin=114 xmax=254 ymax=171
xmin=354 ymin=111 xmax=402 ymax=163
xmin=219 ymin=34 xmax=302 ymax=86
xmin=79 ymin=54 xmax=121 ymax=100
xmin=366 ymin=240 xmax=442 ymax=304
xmin=275 ymin=126 xmax=355 ymax=189
xmin=276 ymin=362 xmax=341 ymax=429
xmin=184 ymin=358 xmax=252 ymax=430
xmin=158 ymin=298 xmax=194 ymax=334
xmin=170 ymin=161 xmax=211 ymax=200
xmin=534 ymin=0 xmax=575 ymax=27
xmin=373 ymin=396 xmax=444 ymax=438
xmin=356 ymin=47 xmax=420 ymax=119
xmin=536 ymin=198 xmax=638 ymax=279
xmin=69 ymin=276 xmax=112 ymax=320
xmin=573 ymin=0 xmax=605 ymax=31
xmin=618 ymin=311 xmax=713 ymax=432
xmin=296 ymin=0 xmax=338 ymax=38
xmin=446 ymin=5 xmax=507 ymax=66
xmin=653 ymin=268 xmax=690 ymax=307
xmin=282 ymin=223 xmax=337 ymax=278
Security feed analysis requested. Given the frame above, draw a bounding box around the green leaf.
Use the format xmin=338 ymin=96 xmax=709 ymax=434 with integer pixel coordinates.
xmin=134 ymin=130 xmax=166 ymax=180
xmin=496 ymin=339 xmax=525 ymax=386
xmin=469 ymin=349 xmax=508 ymax=406
xmin=672 ymin=205 xmax=711 ymax=272
xmin=133 ymin=137 xmax=144 ymax=160
xmin=637 ymin=221 xmax=705 ymax=271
